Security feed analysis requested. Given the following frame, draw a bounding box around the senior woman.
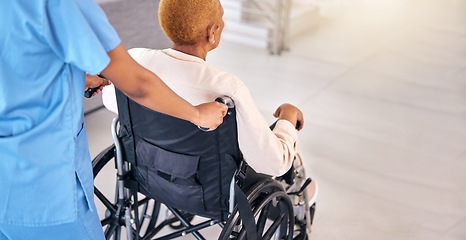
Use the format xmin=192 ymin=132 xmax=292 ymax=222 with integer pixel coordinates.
xmin=102 ymin=0 xmax=317 ymax=202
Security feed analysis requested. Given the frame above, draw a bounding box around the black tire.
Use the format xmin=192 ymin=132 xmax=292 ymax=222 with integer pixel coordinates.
xmin=92 ymin=144 xmax=161 ymax=240
xmin=219 ymin=180 xmax=295 ymax=240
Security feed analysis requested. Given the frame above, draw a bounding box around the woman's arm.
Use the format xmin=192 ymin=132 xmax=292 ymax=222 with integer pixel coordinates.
xmin=100 ymin=44 xmax=227 ymax=129
xmin=233 ymin=85 xmax=300 ymax=176
xmin=273 ymin=103 xmax=304 ymax=131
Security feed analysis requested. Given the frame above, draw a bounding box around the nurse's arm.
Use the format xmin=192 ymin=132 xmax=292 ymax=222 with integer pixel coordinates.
xmin=99 ymin=43 xmax=227 ymax=130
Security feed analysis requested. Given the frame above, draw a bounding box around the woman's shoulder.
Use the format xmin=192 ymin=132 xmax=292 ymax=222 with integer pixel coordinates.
xmin=203 ymin=63 xmax=242 ymax=82
xmin=203 ymin=64 xmax=246 ymax=91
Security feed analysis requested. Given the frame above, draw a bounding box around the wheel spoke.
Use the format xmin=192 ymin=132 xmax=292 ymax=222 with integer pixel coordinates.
xmin=138 ymin=196 xmax=151 ymax=205
xmin=147 ymin=201 xmax=160 ymax=227
xmin=256 ymin=201 xmax=272 ymax=237
xmin=101 ymin=216 xmax=115 ymax=226
xmin=279 ymin=206 xmax=290 ymax=239
xmin=95 ymin=186 xmax=116 ymax=213
xmin=139 ymin=201 xmax=149 ymax=227
xmin=262 ymin=211 xmax=285 ymax=239
xmin=105 ymin=223 xmax=117 ymax=239
xmin=114 ymin=225 xmax=121 ymax=240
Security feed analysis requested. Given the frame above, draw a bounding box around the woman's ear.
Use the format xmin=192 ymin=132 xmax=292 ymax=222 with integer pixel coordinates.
xmin=206 ymin=23 xmax=217 ymax=44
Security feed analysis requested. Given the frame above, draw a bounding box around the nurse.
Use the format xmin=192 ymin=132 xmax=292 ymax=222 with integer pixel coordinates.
xmin=0 ymin=0 xmax=227 ymax=239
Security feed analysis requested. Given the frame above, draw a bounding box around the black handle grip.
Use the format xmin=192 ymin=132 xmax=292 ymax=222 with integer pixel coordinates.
xmin=84 ymin=74 xmax=107 ymax=98
xmin=84 ymin=87 xmax=99 ymax=98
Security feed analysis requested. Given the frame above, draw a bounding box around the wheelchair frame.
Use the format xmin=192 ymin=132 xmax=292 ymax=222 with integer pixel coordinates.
xmin=92 ymin=98 xmax=314 ymax=240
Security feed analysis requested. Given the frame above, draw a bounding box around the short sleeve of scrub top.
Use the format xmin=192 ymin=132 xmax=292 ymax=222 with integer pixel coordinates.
xmin=44 ymin=0 xmax=120 ymax=74
xmin=0 ymin=0 xmax=120 ymax=226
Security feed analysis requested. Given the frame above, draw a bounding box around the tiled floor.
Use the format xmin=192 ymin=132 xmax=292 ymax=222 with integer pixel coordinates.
xmin=86 ymin=0 xmax=466 ymax=239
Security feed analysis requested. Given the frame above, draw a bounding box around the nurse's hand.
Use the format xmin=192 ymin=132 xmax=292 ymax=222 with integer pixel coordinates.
xmin=193 ymin=102 xmax=228 ymax=131
xmin=85 ymin=74 xmax=111 ymax=97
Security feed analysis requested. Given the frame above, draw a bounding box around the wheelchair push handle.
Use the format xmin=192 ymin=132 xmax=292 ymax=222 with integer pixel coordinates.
xmin=198 ymin=97 xmax=234 ymax=131
xmin=84 ymin=74 xmax=107 ymax=98
xmin=215 ymin=97 xmax=235 ymax=109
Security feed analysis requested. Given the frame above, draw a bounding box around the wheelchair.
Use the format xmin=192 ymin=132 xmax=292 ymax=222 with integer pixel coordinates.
xmin=92 ymin=89 xmax=315 ymax=240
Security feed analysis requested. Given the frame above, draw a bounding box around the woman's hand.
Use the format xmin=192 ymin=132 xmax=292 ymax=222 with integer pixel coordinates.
xmin=273 ymin=103 xmax=304 ymax=130
xmin=85 ymin=74 xmax=111 ymax=97
xmin=193 ymin=102 xmax=228 ymax=131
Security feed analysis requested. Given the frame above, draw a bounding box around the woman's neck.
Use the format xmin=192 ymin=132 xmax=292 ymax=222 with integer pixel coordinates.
xmin=172 ymin=43 xmax=208 ymax=61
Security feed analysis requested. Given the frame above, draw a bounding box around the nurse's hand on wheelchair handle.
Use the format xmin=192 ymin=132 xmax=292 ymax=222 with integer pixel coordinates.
xmin=194 ymin=101 xmax=228 ymax=131
xmin=273 ymin=103 xmax=304 ymax=131
xmin=84 ymin=73 xmax=110 ymax=98
xmin=198 ymin=97 xmax=233 ymax=131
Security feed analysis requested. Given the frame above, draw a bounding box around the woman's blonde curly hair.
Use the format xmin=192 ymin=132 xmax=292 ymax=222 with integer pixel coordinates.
xmin=159 ymin=0 xmax=220 ymax=45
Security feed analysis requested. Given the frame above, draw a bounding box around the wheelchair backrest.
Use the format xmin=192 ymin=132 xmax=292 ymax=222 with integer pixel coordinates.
xmin=115 ymin=88 xmax=241 ymax=221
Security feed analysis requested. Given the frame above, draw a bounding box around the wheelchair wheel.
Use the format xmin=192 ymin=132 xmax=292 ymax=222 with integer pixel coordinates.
xmin=219 ymin=179 xmax=295 ymax=240
xmin=92 ymin=144 xmax=161 ymax=240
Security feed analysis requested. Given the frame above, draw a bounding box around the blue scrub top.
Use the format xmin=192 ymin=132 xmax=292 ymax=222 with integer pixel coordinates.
xmin=0 ymin=0 xmax=120 ymax=226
